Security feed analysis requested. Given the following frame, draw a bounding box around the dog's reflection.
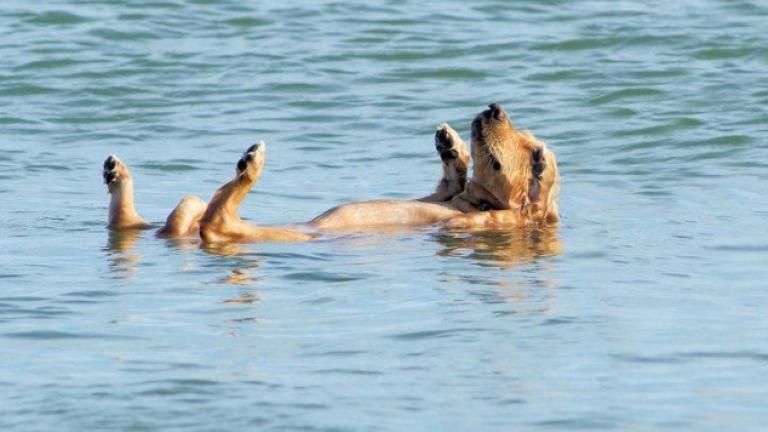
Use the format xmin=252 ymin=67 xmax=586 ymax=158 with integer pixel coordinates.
xmin=431 ymin=227 xmax=562 ymax=311
xmin=105 ymin=232 xmax=261 ymax=299
xmin=164 ymin=237 xmax=202 ymax=252
xmin=201 ymin=242 xmax=262 ymax=304
xmin=105 ymin=229 xmax=145 ymax=278
xmin=432 ymin=226 xmax=563 ymax=268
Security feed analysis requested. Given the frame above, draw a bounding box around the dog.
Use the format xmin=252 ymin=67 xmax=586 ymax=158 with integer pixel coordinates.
xmin=103 ymin=104 xmax=560 ymax=243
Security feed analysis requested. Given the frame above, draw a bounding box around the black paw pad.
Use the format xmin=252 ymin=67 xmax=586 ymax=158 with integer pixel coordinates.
xmin=103 ymin=171 xmax=116 ymax=184
xmin=439 ymin=149 xmax=458 ymax=162
xmin=436 ymin=128 xmax=452 ymax=146
xmin=532 ymin=148 xmax=545 ymax=179
xmin=435 ymin=128 xmax=456 ymax=162
xmin=103 ymin=156 xmax=117 ymax=184
xmin=236 ymin=158 xmax=247 ymax=172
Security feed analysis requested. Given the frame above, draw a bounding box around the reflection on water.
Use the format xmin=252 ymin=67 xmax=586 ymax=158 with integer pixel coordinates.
xmin=433 ymin=226 xmax=563 ymax=268
xmin=223 ymin=288 xmax=260 ymax=304
xmin=218 ymin=268 xmax=254 ymax=285
xmin=432 ymin=227 xmax=562 ymax=309
xmin=104 ymin=229 xmax=145 ymax=278
xmin=106 ymin=228 xmax=145 ymax=253
xmin=202 ymin=242 xmax=262 ymax=305
xmin=164 ymin=237 xmax=202 ymax=252
xmin=201 ymin=241 xmax=245 ymax=257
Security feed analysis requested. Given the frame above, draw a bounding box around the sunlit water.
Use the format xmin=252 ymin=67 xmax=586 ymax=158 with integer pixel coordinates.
xmin=1 ymin=1 xmax=767 ymax=430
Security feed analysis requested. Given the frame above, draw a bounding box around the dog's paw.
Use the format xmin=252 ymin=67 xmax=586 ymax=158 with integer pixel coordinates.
xmin=436 ymin=123 xmax=469 ymax=169
xmin=103 ymin=155 xmax=129 ymax=187
xmin=236 ymin=141 xmax=266 ymax=181
xmin=435 ymin=123 xmax=469 ymax=195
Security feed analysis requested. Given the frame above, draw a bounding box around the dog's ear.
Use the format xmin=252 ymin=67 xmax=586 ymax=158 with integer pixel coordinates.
xmin=536 ymin=144 xmax=560 ymax=226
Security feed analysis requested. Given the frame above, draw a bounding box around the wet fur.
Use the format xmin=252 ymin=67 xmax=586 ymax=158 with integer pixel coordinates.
xmin=104 ymin=104 xmax=560 ymax=242
xmin=446 ymin=104 xmax=560 ymax=228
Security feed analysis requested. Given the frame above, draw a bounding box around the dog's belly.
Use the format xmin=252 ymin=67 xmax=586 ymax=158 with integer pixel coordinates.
xmin=307 ymin=200 xmax=461 ymax=232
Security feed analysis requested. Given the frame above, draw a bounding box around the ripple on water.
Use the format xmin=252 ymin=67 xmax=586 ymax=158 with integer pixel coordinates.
xmin=682 ymin=134 xmax=754 ymax=148
xmin=533 ymin=417 xmax=618 ymax=430
xmin=389 ymin=328 xmax=487 ymax=341
xmin=1 ymin=83 xmax=59 ymax=97
xmin=14 ymin=58 xmax=84 ymax=71
xmin=223 ymin=17 xmax=272 ymax=28
xmin=617 ymin=118 xmax=703 ymax=140
xmin=0 ymin=117 xmax=38 ymax=125
xmin=283 ymin=271 xmax=370 ymax=283
xmin=134 ymin=162 xmax=202 ymax=172
xmin=613 ymin=351 xmax=768 ymax=364
xmin=24 ymin=163 xmax=72 ymax=172
xmin=588 ymin=88 xmax=665 ymax=105
xmin=24 ymin=11 xmax=91 ymax=26
xmin=4 ymin=331 xmax=139 ymax=340
xmin=62 ymin=290 xmax=120 ymax=298
xmin=311 ymin=368 xmax=383 ymax=376
xmin=388 ymin=68 xmax=491 ymax=80
xmin=693 ymin=47 xmax=762 ymax=60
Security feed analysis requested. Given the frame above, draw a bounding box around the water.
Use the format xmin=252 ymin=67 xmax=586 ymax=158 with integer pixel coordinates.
xmin=1 ymin=0 xmax=767 ymax=430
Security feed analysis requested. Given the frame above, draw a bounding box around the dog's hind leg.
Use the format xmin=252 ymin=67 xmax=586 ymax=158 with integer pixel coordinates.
xmin=419 ymin=123 xmax=469 ymax=203
xmin=157 ymin=195 xmax=207 ymax=238
xmin=103 ymin=155 xmax=152 ymax=230
xmin=199 ymin=142 xmax=314 ymax=243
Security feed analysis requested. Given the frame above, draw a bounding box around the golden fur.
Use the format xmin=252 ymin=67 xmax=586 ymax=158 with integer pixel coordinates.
xmin=447 ymin=103 xmax=560 ymax=228
xmin=103 ymin=104 xmax=560 ymax=243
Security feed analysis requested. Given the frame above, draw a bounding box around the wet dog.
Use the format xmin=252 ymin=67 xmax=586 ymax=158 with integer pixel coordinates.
xmin=103 ymin=104 xmax=560 ymax=243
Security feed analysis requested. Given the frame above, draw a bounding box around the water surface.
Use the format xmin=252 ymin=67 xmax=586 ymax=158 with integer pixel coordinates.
xmin=1 ymin=0 xmax=767 ymax=430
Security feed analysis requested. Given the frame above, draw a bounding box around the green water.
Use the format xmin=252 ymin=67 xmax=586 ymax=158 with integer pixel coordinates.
xmin=1 ymin=1 xmax=767 ymax=430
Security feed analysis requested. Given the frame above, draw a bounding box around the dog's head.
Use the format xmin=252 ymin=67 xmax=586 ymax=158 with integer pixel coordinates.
xmin=466 ymin=103 xmax=559 ymax=225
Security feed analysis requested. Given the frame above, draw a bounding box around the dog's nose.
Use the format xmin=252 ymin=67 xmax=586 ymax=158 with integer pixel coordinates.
xmin=487 ymin=103 xmax=506 ymax=122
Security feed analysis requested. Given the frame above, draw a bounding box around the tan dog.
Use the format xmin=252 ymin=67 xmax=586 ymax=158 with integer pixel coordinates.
xmin=103 ymin=104 xmax=560 ymax=243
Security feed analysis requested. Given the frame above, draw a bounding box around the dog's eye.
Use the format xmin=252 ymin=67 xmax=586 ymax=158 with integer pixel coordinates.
xmin=476 ymin=201 xmax=492 ymax=211
xmin=532 ymin=148 xmax=545 ymax=179
xmin=490 ymin=155 xmax=502 ymax=171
